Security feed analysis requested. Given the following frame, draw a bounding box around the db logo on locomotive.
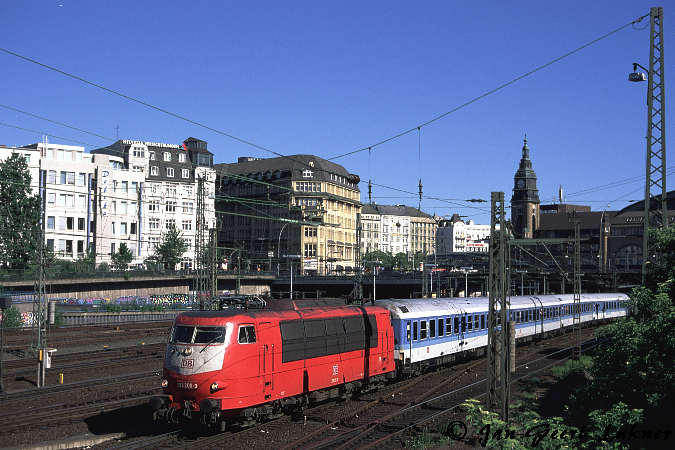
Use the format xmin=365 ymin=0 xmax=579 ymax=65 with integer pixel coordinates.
xmin=181 ymin=359 xmax=194 ymax=369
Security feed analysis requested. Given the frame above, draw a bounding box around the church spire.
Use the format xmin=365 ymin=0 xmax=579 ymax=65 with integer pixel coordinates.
xmin=522 ymin=134 xmax=529 ymax=159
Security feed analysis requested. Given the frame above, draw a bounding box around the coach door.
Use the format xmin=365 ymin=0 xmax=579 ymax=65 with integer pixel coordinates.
xmin=259 ymin=321 xmax=274 ymax=400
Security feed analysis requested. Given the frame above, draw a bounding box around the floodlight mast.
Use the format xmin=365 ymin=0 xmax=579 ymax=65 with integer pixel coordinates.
xmin=628 ymin=7 xmax=667 ymax=285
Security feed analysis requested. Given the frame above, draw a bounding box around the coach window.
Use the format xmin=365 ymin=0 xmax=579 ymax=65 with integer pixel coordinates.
xmin=238 ymin=325 xmax=256 ymax=344
xmin=462 ymin=316 xmax=467 ymax=333
xmin=480 ymin=315 xmax=485 ymax=330
xmin=446 ymin=318 xmax=452 ymax=335
xmin=430 ymin=319 xmax=436 ymax=338
xmin=438 ymin=319 xmax=444 ymax=337
xmin=406 ymin=321 xmax=411 ymax=341
xmin=474 ymin=315 xmax=479 ymax=330
xmin=420 ymin=321 xmax=428 ymax=339
xmin=454 ymin=317 xmax=460 ymax=334
xmin=413 ymin=321 xmax=418 ymax=341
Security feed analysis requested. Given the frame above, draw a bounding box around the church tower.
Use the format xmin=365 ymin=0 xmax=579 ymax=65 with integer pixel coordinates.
xmin=511 ymin=136 xmax=540 ymax=238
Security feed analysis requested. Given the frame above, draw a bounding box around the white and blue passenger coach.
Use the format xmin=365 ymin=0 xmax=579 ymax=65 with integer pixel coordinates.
xmin=375 ymin=293 xmax=628 ymax=371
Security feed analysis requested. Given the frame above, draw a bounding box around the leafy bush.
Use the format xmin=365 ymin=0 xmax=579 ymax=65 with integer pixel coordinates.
xmin=1 ymin=306 xmax=23 ymax=328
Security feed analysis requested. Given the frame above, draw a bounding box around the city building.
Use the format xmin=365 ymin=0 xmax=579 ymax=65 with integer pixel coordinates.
xmin=90 ymin=138 xmax=216 ymax=269
xmin=436 ymin=213 xmax=492 ymax=254
xmin=215 ymin=155 xmax=360 ymax=275
xmin=360 ymin=204 xmax=437 ymax=258
xmin=608 ymin=191 xmax=675 ymax=272
xmin=511 ymin=137 xmax=540 ymax=239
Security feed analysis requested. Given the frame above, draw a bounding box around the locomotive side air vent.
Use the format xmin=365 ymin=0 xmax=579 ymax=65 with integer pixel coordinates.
xmin=399 ymin=306 xmax=409 ymax=313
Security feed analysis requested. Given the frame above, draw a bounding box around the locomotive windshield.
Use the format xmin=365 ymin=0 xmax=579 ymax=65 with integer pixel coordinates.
xmin=170 ymin=325 xmax=227 ymax=344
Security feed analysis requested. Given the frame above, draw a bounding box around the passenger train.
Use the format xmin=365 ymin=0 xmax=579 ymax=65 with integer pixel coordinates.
xmin=151 ymin=293 xmax=628 ymax=430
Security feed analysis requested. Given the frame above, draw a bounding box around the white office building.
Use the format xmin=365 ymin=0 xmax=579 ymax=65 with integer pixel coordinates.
xmin=436 ymin=214 xmax=492 ymax=254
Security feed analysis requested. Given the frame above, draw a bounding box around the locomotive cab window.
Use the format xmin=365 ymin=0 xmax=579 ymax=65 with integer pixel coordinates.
xmin=238 ymin=325 xmax=256 ymax=344
xmin=171 ymin=325 xmax=195 ymax=344
xmin=194 ymin=327 xmax=226 ymax=344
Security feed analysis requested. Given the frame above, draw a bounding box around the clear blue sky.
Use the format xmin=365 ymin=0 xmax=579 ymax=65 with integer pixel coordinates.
xmin=1 ymin=1 xmax=671 ymax=223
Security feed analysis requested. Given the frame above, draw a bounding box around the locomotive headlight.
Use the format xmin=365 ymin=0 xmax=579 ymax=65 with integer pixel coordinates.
xmin=161 ymin=379 xmax=169 ymax=388
xmin=210 ymin=382 xmax=219 ymax=393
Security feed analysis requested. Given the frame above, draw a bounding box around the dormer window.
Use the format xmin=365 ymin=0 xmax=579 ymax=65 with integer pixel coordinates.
xmin=179 ymin=153 xmax=186 ymax=163
xmin=164 ymin=152 xmax=171 ymax=162
xmin=303 ymin=169 xmax=313 ymax=178
xmin=149 ymin=151 xmax=156 ymax=160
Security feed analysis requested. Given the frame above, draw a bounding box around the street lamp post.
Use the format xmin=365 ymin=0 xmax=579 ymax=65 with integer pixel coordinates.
xmin=277 ymin=222 xmax=289 ymax=277
xmin=284 ymin=254 xmax=301 ymax=299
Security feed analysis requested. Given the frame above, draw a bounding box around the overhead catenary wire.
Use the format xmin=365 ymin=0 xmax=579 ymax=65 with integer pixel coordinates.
xmin=1 ymin=11 xmax=650 ymax=215
xmin=325 ymin=12 xmax=650 ymax=161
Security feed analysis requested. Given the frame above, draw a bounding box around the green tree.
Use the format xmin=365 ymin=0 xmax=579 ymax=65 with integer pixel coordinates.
xmin=0 ymin=153 xmax=41 ymax=271
xmin=363 ymin=250 xmax=394 ymax=270
xmin=111 ymin=243 xmax=133 ymax=271
xmin=393 ymin=252 xmax=409 ymax=270
xmin=1 ymin=306 xmax=23 ymax=328
xmin=154 ymin=226 xmax=187 ymax=270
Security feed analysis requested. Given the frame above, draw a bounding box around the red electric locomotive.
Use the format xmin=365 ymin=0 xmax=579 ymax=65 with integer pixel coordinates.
xmin=151 ymin=300 xmax=395 ymax=429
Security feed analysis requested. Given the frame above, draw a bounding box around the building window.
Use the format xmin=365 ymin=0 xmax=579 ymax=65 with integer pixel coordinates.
xmin=149 ymin=218 xmax=160 ymax=230
xmin=77 ymin=173 xmax=86 ymax=186
xmin=184 ymin=185 xmax=193 ymax=196
xmin=182 ymin=201 xmax=194 ymax=213
xmin=304 ymin=227 xmax=317 ymax=237
xmin=47 ymin=170 xmax=56 ymax=184
xmin=149 ymin=151 xmax=156 ymax=160
xmin=181 ymin=169 xmax=190 ymax=179
xmin=166 ymin=201 xmax=176 ymax=212
xmin=47 ymin=239 xmax=54 ymax=251
xmin=78 ymin=195 xmax=86 ymax=209
xmin=166 ymin=167 xmax=174 ymax=177
xmin=121 ymin=181 xmax=128 ymax=193
xmin=47 ymin=216 xmax=55 ymax=230
xmin=166 ymin=184 xmax=177 ymax=196
xmin=166 ymin=218 xmax=176 ymax=228
xmin=120 ymin=222 xmax=128 ymax=234
xmin=163 ymin=152 xmax=171 ymax=162
xmin=77 ymin=240 xmax=84 ymax=255
xmin=132 ymin=147 xmax=145 ymax=158
xmin=132 ymin=165 xmax=143 ymax=172
xmin=65 ymin=240 xmax=73 ymax=254
xmin=60 ymin=171 xmax=75 ymax=185
xmin=110 ymin=243 xmax=115 ymax=255
xmin=148 ymin=200 xmax=160 ymax=212
xmin=130 ymin=222 xmax=137 ymax=234
xmin=182 ymin=220 xmax=192 ymax=231
xmin=131 ymin=182 xmax=139 ymax=193
xmin=47 ymin=193 xmax=56 ymax=205
xmin=302 ymin=169 xmax=313 ymax=178
xmin=120 ymin=201 xmax=128 ymax=214
xmin=77 ymin=218 xmax=85 ymax=231
xmin=303 ymin=243 xmax=317 ymax=257
xmin=178 ymin=153 xmax=186 ymax=163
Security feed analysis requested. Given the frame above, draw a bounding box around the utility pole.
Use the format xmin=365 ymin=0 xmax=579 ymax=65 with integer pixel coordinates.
xmin=194 ymin=176 xmax=208 ymax=310
xmin=487 ymin=192 xmax=510 ymax=422
xmin=570 ymin=213 xmax=582 ymax=359
xmin=353 ymin=213 xmax=363 ymax=303
xmin=209 ymin=228 xmax=218 ymax=303
xmin=32 ymin=162 xmax=48 ymax=388
xmin=634 ymin=7 xmax=667 ymax=284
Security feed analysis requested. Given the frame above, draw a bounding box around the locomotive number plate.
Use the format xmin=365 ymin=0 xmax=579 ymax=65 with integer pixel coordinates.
xmin=181 ymin=359 xmax=194 ymax=369
xmin=177 ymin=381 xmax=198 ymax=390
